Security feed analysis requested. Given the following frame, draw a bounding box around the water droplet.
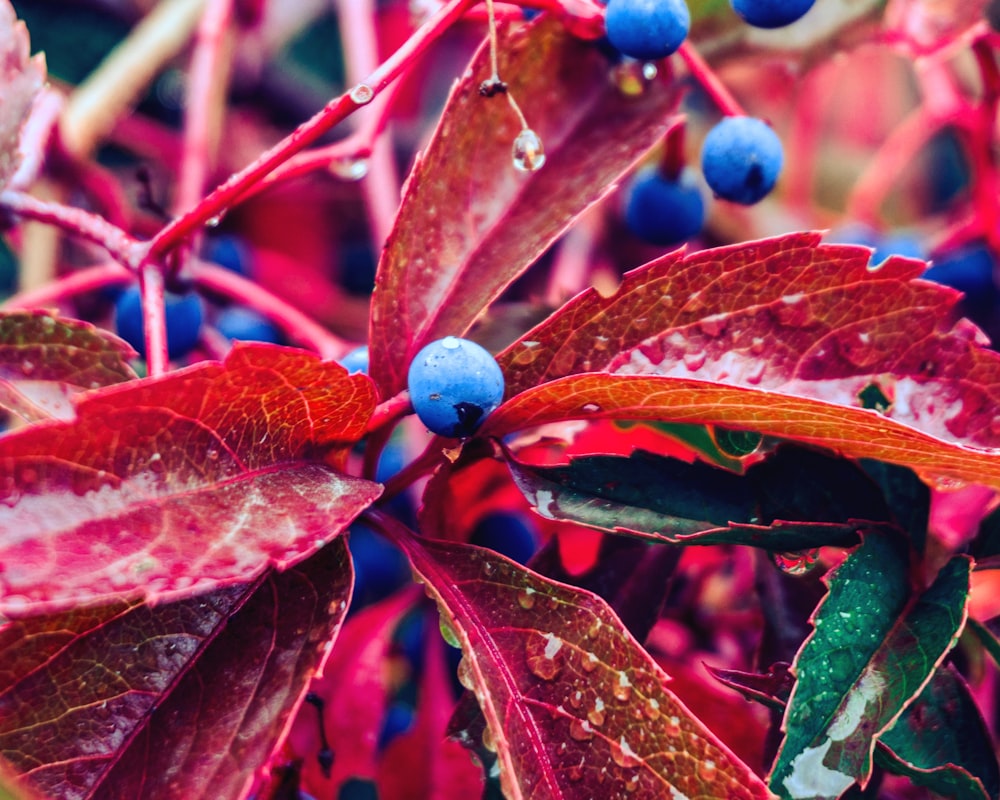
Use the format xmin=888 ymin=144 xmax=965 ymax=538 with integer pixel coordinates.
xmin=644 ymin=698 xmax=661 ymax=721
xmin=613 ymin=671 xmax=632 ymax=702
xmin=593 ymin=335 xmax=611 ymax=351
xmin=525 ymin=631 xmax=564 ymax=680
xmin=581 ymin=652 xmax=600 ymax=673
xmin=481 ymin=724 xmax=497 ymax=753
xmin=20 ymin=360 xmax=34 ymax=375
xmin=683 ymin=351 xmax=707 ymax=371
xmin=457 ymin=656 xmax=476 ymax=691
xmin=517 ymin=587 xmax=536 ymax=610
xmin=625 ymin=773 xmax=641 ymax=792
xmin=441 ymin=336 xmax=461 ymax=349
xmin=713 ymin=427 xmax=763 ymax=457
xmin=568 ymin=718 xmax=594 ymax=741
xmin=665 ymin=715 xmax=681 ymax=737
xmin=330 ymin=156 xmax=369 ymax=181
xmin=699 ymin=759 xmax=717 ymax=781
xmin=588 ymin=697 xmax=606 ymax=727
xmin=205 ymin=213 xmax=224 ymax=228
xmin=568 ymin=760 xmax=585 ymax=782
xmin=512 ymin=129 xmax=546 ymax=172
xmin=569 ymin=690 xmax=584 ymax=709
xmin=611 ymin=59 xmax=655 ymax=96
xmin=930 ymin=474 xmax=968 ymax=492
xmin=513 ymin=340 xmax=540 ymax=365
xmin=586 ymin=619 xmax=602 ymax=639
xmin=610 ymin=736 xmax=641 ymax=768
xmin=773 ymin=294 xmax=814 ymax=328
xmin=699 ymin=314 xmax=727 ymax=338
xmin=439 ymin=617 xmax=461 ymax=648
xmin=771 ymin=548 xmax=821 ymax=576
xmin=749 ymin=337 xmax=766 ymax=355
xmin=642 ymin=62 xmax=658 ymax=80
xmin=349 ymin=83 xmax=374 ymax=104
xmin=581 ymin=403 xmax=601 ymax=414
xmin=482 ymin=561 xmax=496 ymax=577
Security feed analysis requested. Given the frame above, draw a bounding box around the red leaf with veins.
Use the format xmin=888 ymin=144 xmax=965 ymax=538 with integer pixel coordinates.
xmin=0 ymin=311 xmax=136 ymax=422
xmin=0 ymin=537 xmax=353 ymax=800
xmin=488 ymin=233 xmax=1000 ymax=487
xmin=0 ymin=0 xmax=44 ymax=189
xmin=381 ymin=515 xmax=772 ymax=800
xmin=0 ymin=343 xmax=379 ymax=615
xmin=368 ymin=15 xmax=681 ymax=397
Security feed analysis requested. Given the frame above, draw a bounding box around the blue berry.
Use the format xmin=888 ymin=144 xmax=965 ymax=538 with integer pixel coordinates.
xmin=624 ymin=166 xmax=705 ymax=246
xmin=407 ymin=337 xmax=504 ymax=438
xmin=700 ymin=116 xmax=783 ymax=205
xmin=923 ymin=243 xmax=998 ymax=317
xmin=605 ymin=0 xmax=690 ymax=61
xmin=215 ymin=307 xmax=281 ymax=343
xmin=378 ymin=702 xmax=415 ymax=750
xmin=115 ymin=285 xmax=204 ymax=359
xmin=202 ymin=234 xmax=253 ymax=277
xmin=340 ymin=345 xmax=370 ymax=375
xmin=730 ymin=0 xmax=815 ymax=28
xmin=348 ymin=523 xmax=410 ymax=610
xmin=470 ymin=512 xmax=539 ymax=564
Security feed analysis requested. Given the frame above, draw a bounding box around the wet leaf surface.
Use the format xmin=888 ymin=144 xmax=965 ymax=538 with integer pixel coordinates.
xmin=0 ymin=343 xmax=379 ymax=615
xmin=369 ymin=16 xmax=681 ymax=397
xmin=0 ymin=311 xmax=136 ymax=421
xmin=771 ymin=535 xmax=971 ymax=799
xmin=0 ymin=538 xmax=353 ymax=800
xmin=387 ymin=521 xmax=772 ymax=800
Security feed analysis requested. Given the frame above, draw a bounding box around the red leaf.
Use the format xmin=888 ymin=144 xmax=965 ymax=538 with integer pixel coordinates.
xmin=379 ymin=515 xmax=772 ymax=800
xmin=0 ymin=538 xmax=353 ymax=800
xmin=288 ymin=588 xmax=418 ymax=797
xmin=376 ymin=633 xmax=485 ymax=800
xmin=0 ymin=311 xmax=137 ymax=422
xmin=0 ymin=343 xmax=380 ymax=615
xmin=0 ymin=0 xmax=44 ymax=189
xmin=368 ymin=16 xmax=682 ymax=397
xmin=487 ymin=233 xmax=1000 ymax=488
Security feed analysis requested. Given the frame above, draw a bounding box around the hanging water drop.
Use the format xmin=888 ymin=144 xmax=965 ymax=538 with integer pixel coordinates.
xmin=568 ymin=718 xmax=594 ymax=741
xmin=771 ymin=547 xmax=822 ymax=576
xmin=517 ymin=587 xmax=537 ymax=610
xmin=610 ymin=736 xmax=641 ymax=769
xmin=512 ymin=129 xmax=546 ymax=172
xmin=349 ymin=83 xmax=374 ymax=105
xmin=330 ymin=156 xmax=369 ymax=181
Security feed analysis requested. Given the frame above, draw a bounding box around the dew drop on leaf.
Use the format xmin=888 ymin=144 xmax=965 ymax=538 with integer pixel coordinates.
xmin=613 ymin=671 xmax=633 ymax=702
xmin=643 ymin=697 xmax=661 ymax=721
xmin=517 ymin=587 xmax=537 ymax=609
xmin=610 ymin=735 xmax=641 ymax=769
xmin=588 ymin=697 xmax=606 ymax=727
xmin=713 ymin=427 xmax=763 ymax=457
xmin=482 ymin=724 xmax=497 ymax=753
xmin=512 ymin=128 xmax=546 ymax=172
xmin=569 ymin=718 xmax=595 ymax=741
xmin=611 ymin=59 xmax=656 ymax=96
xmin=568 ymin=689 xmax=584 ymax=709
xmin=439 ymin=616 xmax=462 ymax=648
xmin=581 ymin=402 xmax=601 ymax=414
xmin=525 ymin=631 xmax=564 ymax=680
xmin=349 ymin=83 xmax=374 ymax=104
xmin=683 ymin=351 xmax=707 ymax=371
xmin=699 ymin=759 xmax=718 ymax=781
xmin=582 ymin=651 xmax=600 ymax=673
xmin=457 ymin=656 xmax=476 ymax=691
xmin=771 ymin=547 xmax=822 ymax=576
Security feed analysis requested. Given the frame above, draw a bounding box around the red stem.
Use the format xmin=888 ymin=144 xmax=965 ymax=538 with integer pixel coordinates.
xmin=677 ymin=42 xmax=746 ymax=118
xmin=2 ymin=262 xmax=132 ymax=310
xmin=140 ymin=262 xmax=169 ymax=376
xmin=0 ymin=190 xmax=145 ymax=269
xmin=191 ymin=262 xmax=349 ymax=358
xmin=146 ymin=0 xmax=475 ymax=263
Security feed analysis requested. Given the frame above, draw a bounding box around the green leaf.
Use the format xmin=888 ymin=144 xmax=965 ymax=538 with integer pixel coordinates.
xmin=504 ymin=445 xmax=890 ymax=550
xmin=770 ymin=537 xmax=971 ymax=799
xmin=877 ymin=665 xmax=998 ymax=800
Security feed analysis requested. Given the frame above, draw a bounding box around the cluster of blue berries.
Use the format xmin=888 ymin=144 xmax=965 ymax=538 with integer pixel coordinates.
xmin=605 ymin=0 xmax=814 ymax=246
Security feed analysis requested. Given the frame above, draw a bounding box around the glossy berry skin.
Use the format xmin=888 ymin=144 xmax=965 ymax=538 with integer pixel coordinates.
xmin=700 ymin=116 xmax=783 ymax=205
xmin=624 ymin=166 xmax=705 ymax=246
xmin=731 ymin=0 xmax=815 ymax=28
xmin=407 ymin=337 xmax=504 ymax=438
xmin=115 ymin=285 xmax=204 ymax=359
xmin=215 ymin=307 xmax=281 ymax=343
xmin=923 ymin=244 xmax=998 ymax=318
xmin=605 ymin=0 xmax=690 ymax=61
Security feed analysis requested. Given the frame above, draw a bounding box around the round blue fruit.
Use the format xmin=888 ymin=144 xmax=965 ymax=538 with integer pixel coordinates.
xmin=730 ymin=0 xmax=815 ymax=28
xmin=625 ymin=166 xmax=705 ymax=246
xmin=700 ymin=116 xmax=783 ymax=205
xmin=215 ymin=306 xmax=281 ymax=343
xmin=407 ymin=337 xmax=504 ymax=438
xmin=115 ymin=285 xmax=204 ymax=359
xmin=605 ymin=0 xmax=690 ymax=61
xmin=340 ymin=345 xmax=370 ymax=375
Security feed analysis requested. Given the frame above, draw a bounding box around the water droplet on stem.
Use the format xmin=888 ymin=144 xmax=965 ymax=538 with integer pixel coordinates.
xmin=512 ymin=129 xmax=545 ymax=172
